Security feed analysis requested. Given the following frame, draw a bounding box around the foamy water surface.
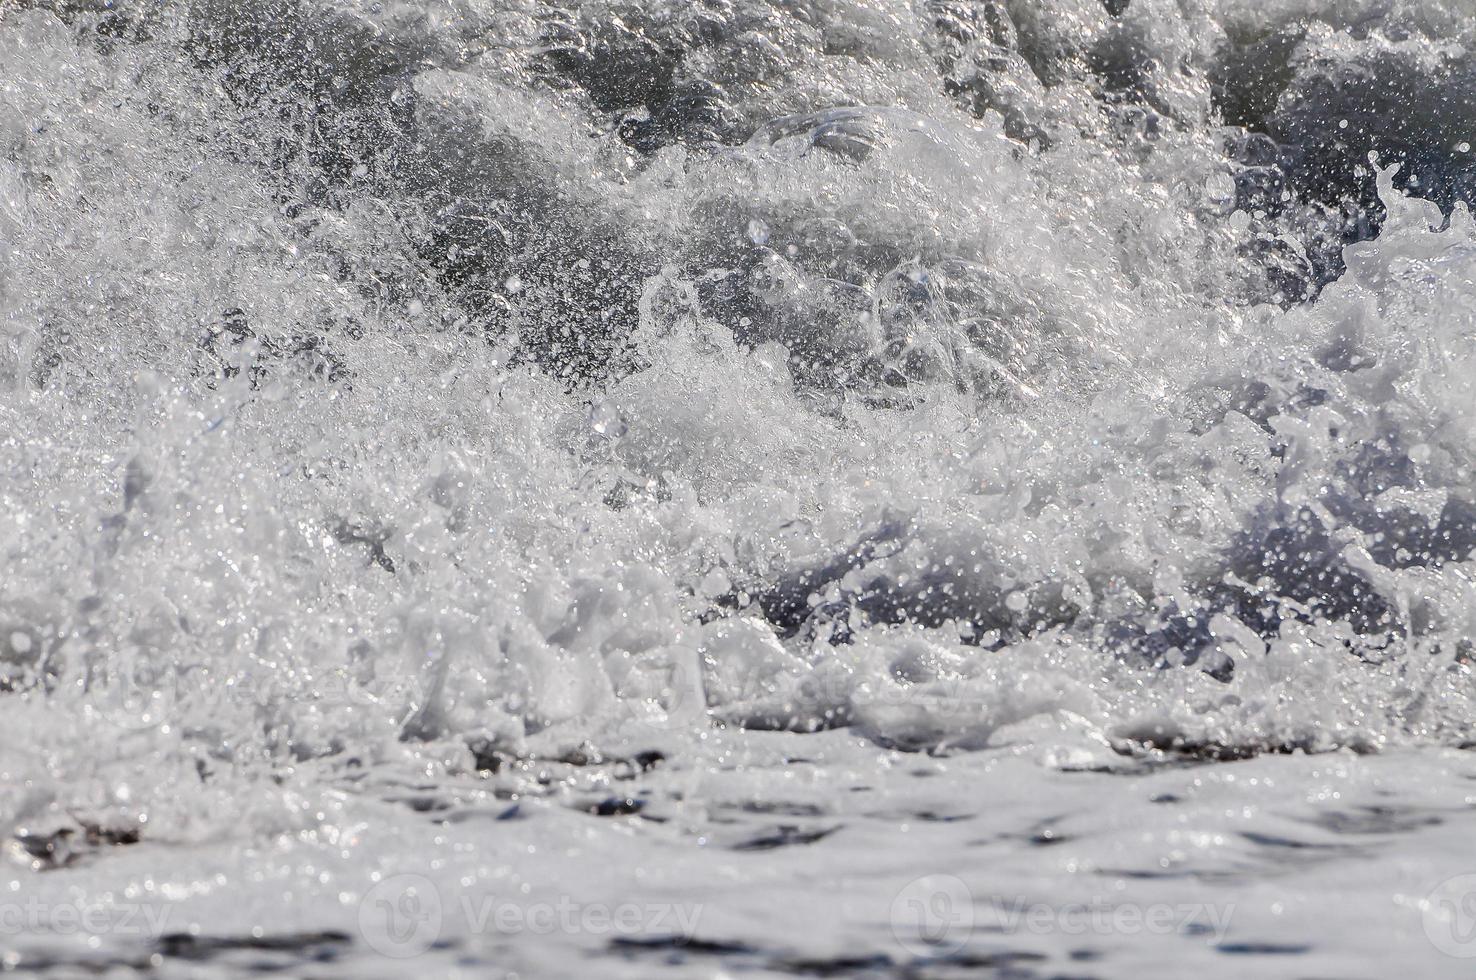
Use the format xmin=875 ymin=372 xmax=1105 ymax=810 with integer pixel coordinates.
xmin=2 ymin=0 xmax=1476 ymax=974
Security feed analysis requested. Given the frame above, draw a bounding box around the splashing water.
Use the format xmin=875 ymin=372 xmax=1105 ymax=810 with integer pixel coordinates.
xmin=2 ymin=0 xmax=1476 ymax=975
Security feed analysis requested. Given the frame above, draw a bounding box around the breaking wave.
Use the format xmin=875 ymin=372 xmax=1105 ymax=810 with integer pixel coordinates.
xmin=3 ymin=0 xmax=1476 ymax=877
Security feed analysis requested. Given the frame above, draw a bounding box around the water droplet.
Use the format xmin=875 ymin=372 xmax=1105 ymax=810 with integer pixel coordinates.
xmin=588 ymin=400 xmax=627 ymax=439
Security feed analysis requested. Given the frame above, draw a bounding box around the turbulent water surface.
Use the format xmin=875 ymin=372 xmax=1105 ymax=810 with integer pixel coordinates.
xmin=3 ymin=0 xmax=1476 ymax=975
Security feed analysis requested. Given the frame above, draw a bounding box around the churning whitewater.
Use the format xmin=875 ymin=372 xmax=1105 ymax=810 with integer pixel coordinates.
xmin=2 ymin=0 xmax=1476 ymax=975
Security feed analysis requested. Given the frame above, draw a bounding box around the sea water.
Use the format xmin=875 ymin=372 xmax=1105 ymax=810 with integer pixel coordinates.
xmin=2 ymin=0 xmax=1476 ymax=975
